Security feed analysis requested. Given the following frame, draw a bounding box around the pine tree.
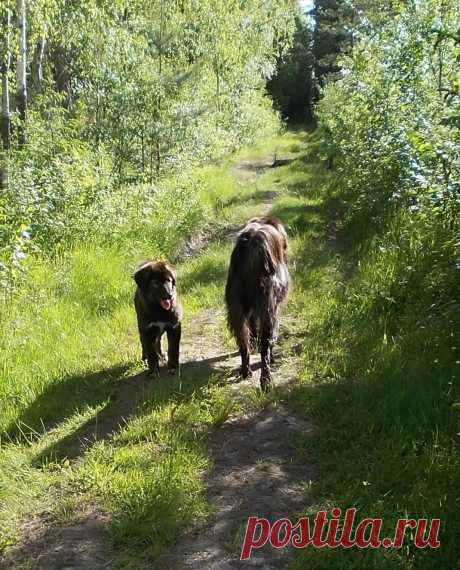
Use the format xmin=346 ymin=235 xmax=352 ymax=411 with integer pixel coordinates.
xmin=267 ymin=14 xmax=314 ymax=123
xmin=312 ymin=0 xmax=355 ymax=92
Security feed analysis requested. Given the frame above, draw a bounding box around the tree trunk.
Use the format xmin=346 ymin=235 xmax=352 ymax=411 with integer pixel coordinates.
xmin=216 ymin=66 xmax=221 ymax=111
xmin=1 ymin=5 xmax=12 ymax=190
xmin=52 ymin=43 xmax=72 ymax=106
xmin=31 ymin=33 xmax=46 ymax=95
xmin=156 ymin=139 xmax=161 ymax=177
xmin=16 ymin=0 xmax=27 ymax=147
xmin=155 ymin=0 xmax=164 ymax=178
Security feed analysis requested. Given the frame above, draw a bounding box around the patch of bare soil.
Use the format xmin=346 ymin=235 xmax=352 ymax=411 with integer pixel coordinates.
xmin=159 ymin=403 xmax=313 ymax=570
xmin=159 ymin=406 xmax=312 ymax=570
xmin=0 ymin=506 xmax=113 ymax=570
xmin=231 ymin=155 xmax=295 ymax=184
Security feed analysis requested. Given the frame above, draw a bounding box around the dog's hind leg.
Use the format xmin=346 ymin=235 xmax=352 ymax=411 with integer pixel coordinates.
xmin=259 ymin=317 xmax=275 ymax=391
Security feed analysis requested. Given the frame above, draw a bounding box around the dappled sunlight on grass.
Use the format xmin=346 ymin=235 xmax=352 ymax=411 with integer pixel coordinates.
xmin=0 ymin=130 xmax=310 ymax=558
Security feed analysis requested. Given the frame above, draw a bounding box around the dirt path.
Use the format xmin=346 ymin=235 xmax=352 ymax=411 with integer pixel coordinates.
xmin=159 ymin=159 xmax=313 ymax=568
xmin=1 ymin=153 xmax=313 ymax=570
xmin=159 ymin=404 xmax=313 ymax=569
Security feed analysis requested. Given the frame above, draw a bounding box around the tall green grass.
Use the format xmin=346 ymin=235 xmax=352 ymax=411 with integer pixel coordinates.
xmin=2 ymin=128 xmax=456 ymax=568
xmin=272 ymin=138 xmax=460 ymax=569
xmin=0 ymin=130 xmax=303 ymax=557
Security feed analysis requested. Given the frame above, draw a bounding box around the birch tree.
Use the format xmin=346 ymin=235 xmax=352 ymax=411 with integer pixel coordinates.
xmin=1 ymin=4 xmax=11 ymax=190
xmin=16 ymin=0 xmax=27 ymax=147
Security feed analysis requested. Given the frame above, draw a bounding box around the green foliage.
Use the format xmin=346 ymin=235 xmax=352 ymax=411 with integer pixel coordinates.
xmin=285 ymin=3 xmax=460 ymax=567
xmin=317 ymin=0 xmax=459 ymax=235
xmin=0 ymin=0 xmax=297 ymax=284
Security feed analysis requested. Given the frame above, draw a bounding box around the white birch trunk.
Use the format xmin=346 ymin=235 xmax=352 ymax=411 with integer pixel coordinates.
xmin=1 ymin=5 xmax=11 ymax=189
xmin=16 ymin=0 xmax=27 ymax=147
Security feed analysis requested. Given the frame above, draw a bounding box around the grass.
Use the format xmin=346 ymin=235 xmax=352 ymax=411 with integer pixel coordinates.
xmin=0 ymin=126 xmax=457 ymax=569
xmin=274 ymin=138 xmax=460 ymax=569
xmin=0 ymin=128 xmax=303 ymax=561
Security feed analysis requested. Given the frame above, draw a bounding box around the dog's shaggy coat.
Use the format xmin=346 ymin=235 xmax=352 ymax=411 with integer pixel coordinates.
xmin=133 ymin=261 xmax=182 ymax=375
xmin=225 ymin=216 xmax=290 ymax=390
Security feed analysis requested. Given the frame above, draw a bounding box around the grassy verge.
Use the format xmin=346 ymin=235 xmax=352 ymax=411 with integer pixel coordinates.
xmin=2 ymin=127 xmax=455 ymax=569
xmin=0 ymin=130 xmax=303 ymax=561
xmin=272 ymin=137 xmax=459 ymax=569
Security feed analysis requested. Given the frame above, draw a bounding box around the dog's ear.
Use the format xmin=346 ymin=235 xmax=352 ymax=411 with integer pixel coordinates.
xmin=262 ymin=228 xmax=284 ymax=274
xmin=134 ymin=262 xmax=154 ymax=291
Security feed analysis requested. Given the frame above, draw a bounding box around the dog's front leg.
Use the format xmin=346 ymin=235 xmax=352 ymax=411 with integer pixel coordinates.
xmin=155 ymin=336 xmax=166 ymax=362
xmin=166 ymin=324 xmax=181 ymax=374
xmin=140 ymin=329 xmax=160 ymax=376
xmin=270 ymin=311 xmax=280 ymax=365
xmin=236 ymin=319 xmax=252 ymax=379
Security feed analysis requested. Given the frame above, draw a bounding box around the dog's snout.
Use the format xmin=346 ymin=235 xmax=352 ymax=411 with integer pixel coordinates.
xmin=163 ymin=281 xmax=174 ymax=298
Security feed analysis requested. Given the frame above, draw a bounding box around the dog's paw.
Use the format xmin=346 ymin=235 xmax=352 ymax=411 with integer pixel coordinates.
xmin=147 ymin=364 xmax=160 ymax=377
xmin=260 ymin=375 xmax=272 ymax=392
xmin=240 ymin=366 xmax=253 ymax=379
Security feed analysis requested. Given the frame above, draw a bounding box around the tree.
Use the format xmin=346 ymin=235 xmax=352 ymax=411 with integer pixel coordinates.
xmin=267 ymin=14 xmax=314 ymax=123
xmin=0 ymin=0 xmax=298 ymax=264
xmin=1 ymin=4 xmax=12 ymax=189
xmin=16 ymin=0 xmax=27 ymax=147
xmin=31 ymin=34 xmax=46 ymax=94
xmin=312 ymin=0 xmax=355 ymax=94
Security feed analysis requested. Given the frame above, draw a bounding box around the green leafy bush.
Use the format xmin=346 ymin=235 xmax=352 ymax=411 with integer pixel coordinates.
xmin=317 ymin=0 xmax=459 ymax=236
xmin=0 ymin=0 xmax=298 ymax=287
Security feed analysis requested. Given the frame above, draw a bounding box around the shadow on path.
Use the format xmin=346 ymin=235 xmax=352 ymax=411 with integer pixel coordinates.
xmin=159 ymin=404 xmax=315 ymax=570
xmin=33 ymin=351 xmax=241 ymax=465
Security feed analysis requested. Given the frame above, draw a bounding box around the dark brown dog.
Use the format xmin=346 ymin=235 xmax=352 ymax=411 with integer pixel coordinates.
xmin=133 ymin=261 xmax=182 ymax=375
xmin=225 ymin=216 xmax=290 ymax=390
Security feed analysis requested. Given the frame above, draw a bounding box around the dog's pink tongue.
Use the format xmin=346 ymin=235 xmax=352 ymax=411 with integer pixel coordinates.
xmin=161 ymin=299 xmax=172 ymax=311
